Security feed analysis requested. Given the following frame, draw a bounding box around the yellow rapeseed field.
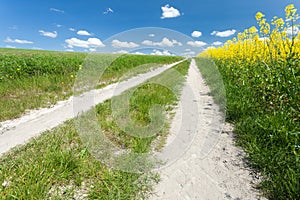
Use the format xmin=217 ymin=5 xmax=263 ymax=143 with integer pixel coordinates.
xmin=200 ymin=4 xmax=300 ymax=63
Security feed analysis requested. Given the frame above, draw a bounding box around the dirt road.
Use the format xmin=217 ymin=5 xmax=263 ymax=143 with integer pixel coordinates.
xmin=150 ymin=60 xmax=265 ymax=200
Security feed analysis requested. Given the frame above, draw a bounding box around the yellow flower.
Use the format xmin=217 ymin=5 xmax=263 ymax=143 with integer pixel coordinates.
xmin=276 ymin=18 xmax=284 ymax=27
xmin=262 ymin=23 xmax=270 ymax=35
xmin=249 ymin=26 xmax=258 ymax=34
xmin=285 ymin=4 xmax=297 ymax=21
xmin=255 ymin=12 xmax=265 ymax=21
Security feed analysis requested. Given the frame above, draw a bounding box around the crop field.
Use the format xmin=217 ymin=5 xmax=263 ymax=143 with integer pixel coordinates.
xmin=199 ymin=4 xmax=299 ymax=199
xmin=0 ymin=48 xmax=182 ymax=121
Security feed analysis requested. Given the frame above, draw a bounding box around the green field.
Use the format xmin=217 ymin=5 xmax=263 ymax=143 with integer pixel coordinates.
xmin=0 ymin=48 xmax=182 ymax=121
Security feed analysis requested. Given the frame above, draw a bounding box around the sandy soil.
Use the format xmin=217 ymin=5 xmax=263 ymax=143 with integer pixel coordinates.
xmin=150 ymin=60 xmax=266 ymax=200
xmin=0 ymin=60 xmax=183 ymax=156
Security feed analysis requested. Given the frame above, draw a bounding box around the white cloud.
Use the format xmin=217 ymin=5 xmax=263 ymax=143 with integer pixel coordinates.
xmin=142 ymin=40 xmax=154 ymax=46
xmin=211 ymin=29 xmax=236 ymax=37
xmin=39 ymin=30 xmax=58 ymax=38
xmin=286 ymin=26 xmax=299 ymax=35
xmin=183 ymin=48 xmax=196 ymax=57
xmin=258 ymin=37 xmax=269 ymax=41
xmin=5 ymin=45 xmax=16 ymax=48
xmin=212 ymin=41 xmax=223 ymax=46
xmin=151 ymin=49 xmax=174 ymax=56
xmin=191 ymin=31 xmax=202 ymax=38
xmin=134 ymin=51 xmax=145 ymax=55
xmin=69 ymin=28 xmax=76 ymax=32
xmin=77 ymin=30 xmax=92 ymax=36
xmin=89 ymin=48 xmax=97 ymax=52
xmin=32 ymin=47 xmax=43 ymax=50
xmin=103 ymin=8 xmax=114 ymax=14
xmin=161 ymin=4 xmax=181 ymax=19
xmin=187 ymin=41 xmax=207 ymax=47
xmin=113 ymin=50 xmax=129 ymax=54
xmin=202 ymin=46 xmax=215 ymax=51
xmin=142 ymin=37 xmax=182 ymax=47
xmin=50 ymin=8 xmax=64 ymax=13
xmin=65 ymin=37 xmax=105 ymax=49
xmin=56 ymin=24 xmax=62 ymax=28
xmin=5 ymin=37 xmax=33 ymax=44
xmin=65 ymin=49 xmax=74 ymax=52
xmin=111 ymin=40 xmax=139 ymax=48
xmin=149 ymin=34 xmax=155 ymax=37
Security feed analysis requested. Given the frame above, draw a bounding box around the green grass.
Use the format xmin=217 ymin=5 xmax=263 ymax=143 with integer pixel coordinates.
xmin=195 ymin=58 xmax=226 ymax=114
xmin=0 ymin=60 xmax=190 ymax=199
xmin=199 ymin=56 xmax=300 ymax=199
xmin=0 ymin=48 xmax=183 ymax=121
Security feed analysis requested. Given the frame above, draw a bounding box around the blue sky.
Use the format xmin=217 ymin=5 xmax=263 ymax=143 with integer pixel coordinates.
xmin=1 ymin=0 xmax=299 ymax=56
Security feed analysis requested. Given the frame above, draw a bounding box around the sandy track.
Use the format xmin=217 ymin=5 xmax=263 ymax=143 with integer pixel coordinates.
xmin=150 ymin=60 xmax=265 ymax=200
xmin=0 ymin=60 xmax=183 ymax=156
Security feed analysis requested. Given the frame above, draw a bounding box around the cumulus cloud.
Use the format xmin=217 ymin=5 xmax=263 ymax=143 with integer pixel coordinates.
xmin=142 ymin=37 xmax=182 ymax=47
xmin=50 ymin=8 xmax=64 ymax=13
xmin=5 ymin=37 xmax=33 ymax=44
xmin=69 ymin=28 xmax=76 ymax=32
xmin=65 ymin=37 xmax=105 ymax=49
xmin=191 ymin=31 xmax=202 ymax=38
xmin=149 ymin=34 xmax=155 ymax=37
xmin=77 ymin=30 xmax=92 ymax=36
xmin=187 ymin=41 xmax=207 ymax=47
xmin=211 ymin=29 xmax=236 ymax=37
xmin=111 ymin=40 xmax=139 ymax=48
xmin=103 ymin=8 xmax=113 ymax=14
xmin=39 ymin=30 xmax=58 ymax=38
xmin=161 ymin=4 xmax=181 ymax=19
xmin=212 ymin=41 xmax=223 ymax=46
xmin=151 ymin=49 xmax=174 ymax=56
